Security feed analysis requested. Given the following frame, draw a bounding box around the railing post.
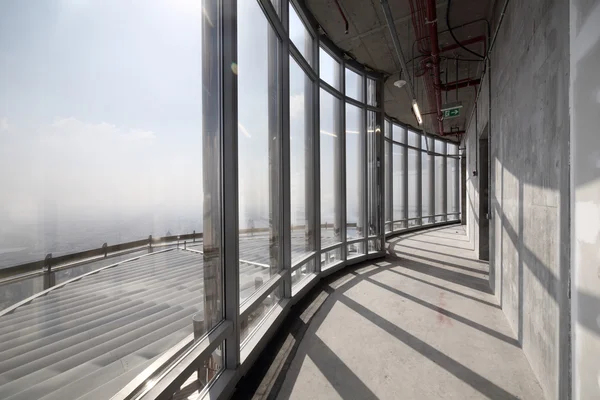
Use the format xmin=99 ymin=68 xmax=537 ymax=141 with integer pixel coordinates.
xmin=192 ymin=313 xmax=206 ymax=384
xmin=43 ymin=253 xmax=55 ymax=289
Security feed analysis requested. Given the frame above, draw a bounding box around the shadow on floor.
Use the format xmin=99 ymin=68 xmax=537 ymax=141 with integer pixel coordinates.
xmin=232 ymin=226 xmax=541 ymax=400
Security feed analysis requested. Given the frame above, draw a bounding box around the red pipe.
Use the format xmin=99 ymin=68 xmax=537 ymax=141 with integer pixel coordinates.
xmin=425 ymin=0 xmax=444 ymax=136
xmin=334 ymin=0 xmax=349 ymax=34
xmin=439 ymin=78 xmax=481 ymax=91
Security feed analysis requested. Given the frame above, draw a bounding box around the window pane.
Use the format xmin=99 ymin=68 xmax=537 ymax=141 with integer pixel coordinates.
xmin=447 ymin=144 xmax=459 ymax=218
xmin=368 ymin=238 xmax=381 ymax=253
xmin=171 ymin=343 xmax=224 ymax=397
xmin=422 ymin=137 xmax=432 ymax=222
xmin=435 ymin=140 xmax=446 ymax=222
xmin=289 ymin=3 xmax=312 ymax=65
xmin=320 ymin=47 xmax=340 ymax=90
xmin=321 ymin=247 xmax=341 ymax=270
xmin=347 ymin=242 xmax=365 ymax=259
xmin=240 ymin=284 xmax=281 ymax=343
xmin=393 ymin=124 xmax=406 ymax=143
xmin=384 ymin=139 xmax=391 ymax=232
xmin=367 ymin=78 xmax=377 ymax=106
xmin=292 ymin=258 xmax=315 ymax=288
xmin=238 ymin=1 xmax=281 ymax=302
xmin=408 ymin=148 xmax=419 ymax=225
xmin=320 ymin=89 xmax=342 ymax=248
xmin=408 ymin=129 xmax=420 ymax=147
xmin=393 ymin=143 xmax=405 ymax=223
xmin=367 ymin=110 xmax=379 ymax=237
xmin=345 ymin=103 xmax=364 ymax=240
xmin=345 ymin=68 xmax=363 ymax=102
xmin=447 ymin=152 xmax=458 ymax=217
xmin=0 ymin=0 xmax=221 ymax=396
xmin=290 ymin=56 xmax=315 ymax=264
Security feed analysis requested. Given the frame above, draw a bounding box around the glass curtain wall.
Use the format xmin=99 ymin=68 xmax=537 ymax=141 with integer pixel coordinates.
xmin=345 ymin=103 xmax=365 ymax=256
xmin=319 ymin=89 xmax=342 ymax=250
xmin=391 ymin=125 xmax=406 ymax=230
xmin=447 ymin=143 xmax=460 ymax=219
xmin=384 ymin=121 xmax=392 ymax=233
xmin=0 ymin=0 xmax=453 ymax=396
xmin=421 ymin=136 xmax=432 ymax=224
xmin=435 ymin=139 xmax=446 ymax=222
xmin=385 ymin=121 xmax=461 ymax=235
xmin=0 ymin=0 xmax=229 ymax=397
xmin=367 ymin=110 xmax=380 ymax=252
xmin=289 ymin=56 xmax=315 ymax=279
xmin=237 ymin=0 xmax=282 ymax=341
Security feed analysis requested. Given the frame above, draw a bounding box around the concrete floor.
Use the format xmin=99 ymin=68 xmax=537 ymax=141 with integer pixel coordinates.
xmin=277 ymin=225 xmax=545 ymax=400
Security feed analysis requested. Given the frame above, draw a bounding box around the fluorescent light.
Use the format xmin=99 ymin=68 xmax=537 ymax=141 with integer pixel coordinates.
xmin=320 ymin=130 xmax=337 ymax=137
xmin=238 ymin=123 xmax=251 ymax=138
xmin=412 ymin=99 xmax=422 ymax=125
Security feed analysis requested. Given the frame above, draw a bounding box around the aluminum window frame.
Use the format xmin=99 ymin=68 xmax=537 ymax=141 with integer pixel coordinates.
xmin=113 ymin=0 xmax=458 ymax=398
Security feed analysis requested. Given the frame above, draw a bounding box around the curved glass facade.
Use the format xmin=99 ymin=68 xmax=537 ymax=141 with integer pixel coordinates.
xmin=0 ymin=0 xmax=461 ymax=398
xmin=383 ymin=123 xmax=461 ymax=232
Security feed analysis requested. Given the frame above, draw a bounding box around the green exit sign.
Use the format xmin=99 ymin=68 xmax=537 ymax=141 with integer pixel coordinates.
xmin=443 ymin=108 xmax=461 ymax=119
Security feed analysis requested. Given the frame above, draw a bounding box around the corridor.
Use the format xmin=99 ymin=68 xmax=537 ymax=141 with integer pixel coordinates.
xmin=236 ymin=225 xmax=545 ymax=399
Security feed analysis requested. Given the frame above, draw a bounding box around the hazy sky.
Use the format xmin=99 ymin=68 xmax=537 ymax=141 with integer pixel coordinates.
xmin=0 ymin=0 xmax=205 ymax=226
xmin=0 ymin=0 xmax=352 ymax=242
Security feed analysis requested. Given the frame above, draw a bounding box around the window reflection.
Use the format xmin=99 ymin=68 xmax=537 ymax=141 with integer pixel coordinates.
xmin=367 ymin=110 xmax=379 ymax=238
xmin=408 ymin=148 xmax=419 ymax=224
xmin=345 ymin=68 xmax=363 ymax=102
xmin=345 ymin=103 xmax=364 ymax=240
xmin=384 ymin=122 xmax=392 ymax=232
xmin=422 ymin=136 xmax=432 ymax=223
xmin=393 ymin=143 xmax=405 ymax=226
xmin=393 ymin=124 xmax=406 ymax=143
xmin=447 ymin=144 xmax=459 ymax=218
xmin=320 ymin=89 xmax=342 ymax=248
xmin=237 ymin=0 xmax=281 ymax=302
xmin=320 ymin=47 xmax=340 ymax=90
xmin=289 ymin=3 xmax=312 ymax=65
xmin=367 ymin=78 xmax=377 ymax=106
xmin=408 ymin=129 xmax=420 ymax=147
xmin=435 ymin=140 xmax=446 ymax=222
xmin=290 ymin=56 xmax=315 ymax=264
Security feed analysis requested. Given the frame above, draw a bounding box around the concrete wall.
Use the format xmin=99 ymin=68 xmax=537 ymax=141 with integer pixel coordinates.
xmin=463 ymin=1 xmax=571 ymax=399
xmin=570 ymin=1 xmax=600 ymax=398
xmin=463 ymin=58 xmax=490 ymax=262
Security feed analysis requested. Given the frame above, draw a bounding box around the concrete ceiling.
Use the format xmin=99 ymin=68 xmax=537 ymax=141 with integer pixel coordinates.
xmin=304 ymin=0 xmax=494 ymax=141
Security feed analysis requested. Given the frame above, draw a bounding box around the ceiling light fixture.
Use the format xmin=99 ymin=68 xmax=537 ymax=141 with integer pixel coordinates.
xmin=412 ymin=99 xmax=423 ymax=125
xmin=393 ymin=70 xmax=407 ymax=89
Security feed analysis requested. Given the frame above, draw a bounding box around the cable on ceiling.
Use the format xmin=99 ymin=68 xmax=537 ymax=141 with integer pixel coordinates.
xmin=446 ymin=0 xmax=485 ymax=59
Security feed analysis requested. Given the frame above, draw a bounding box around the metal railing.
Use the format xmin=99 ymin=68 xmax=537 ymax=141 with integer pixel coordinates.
xmin=0 ymin=231 xmax=204 ymax=284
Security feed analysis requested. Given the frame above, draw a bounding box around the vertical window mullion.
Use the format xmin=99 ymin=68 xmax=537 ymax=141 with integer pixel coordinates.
xmin=218 ymin=0 xmax=240 ymax=370
xmin=281 ymin=0 xmax=292 ymax=298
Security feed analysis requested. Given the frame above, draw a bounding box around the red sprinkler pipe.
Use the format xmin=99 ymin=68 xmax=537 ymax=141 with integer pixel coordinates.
xmin=334 ymin=0 xmax=349 ymax=34
xmin=425 ymin=0 xmax=444 ymax=136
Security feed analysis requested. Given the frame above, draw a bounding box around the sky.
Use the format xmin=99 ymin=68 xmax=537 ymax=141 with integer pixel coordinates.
xmin=0 ymin=0 xmax=377 ymax=261
xmin=0 ymin=0 xmax=205 ymax=226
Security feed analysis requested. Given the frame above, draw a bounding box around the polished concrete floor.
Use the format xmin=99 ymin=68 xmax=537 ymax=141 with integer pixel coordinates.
xmin=277 ymin=225 xmax=545 ymax=400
